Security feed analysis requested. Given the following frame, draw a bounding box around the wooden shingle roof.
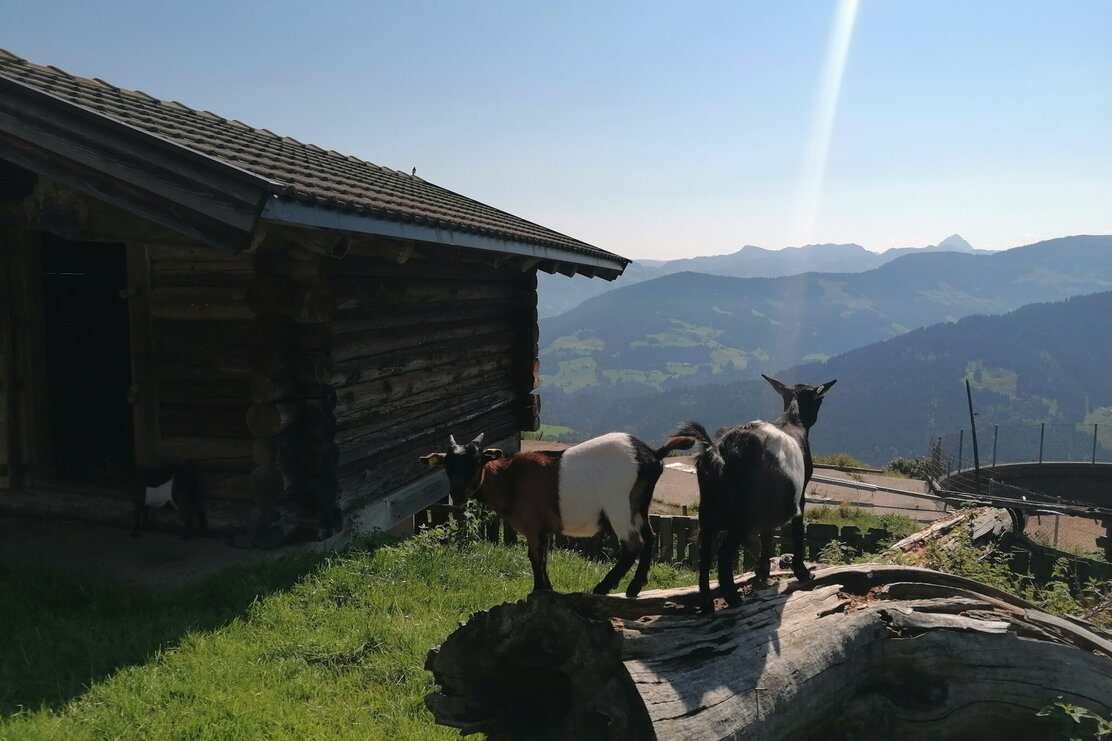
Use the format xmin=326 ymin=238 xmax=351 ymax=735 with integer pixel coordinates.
xmin=0 ymin=49 xmax=627 ymax=274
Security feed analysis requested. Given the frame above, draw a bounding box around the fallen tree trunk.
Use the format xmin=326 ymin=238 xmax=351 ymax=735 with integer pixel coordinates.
xmin=882 ymin=506 xmax=1016 ymax=557
xmin=425 ymin=564 xmax=1112 ymax=740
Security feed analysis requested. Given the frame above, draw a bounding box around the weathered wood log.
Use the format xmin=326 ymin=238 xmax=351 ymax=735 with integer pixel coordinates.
xmin=332 ymin=317 xmax=518 ymax=364
xmin=251 ymin=434 xmax=298 ymax=467
xmin=331 ymin=335 xmax=518 ymax=386
xmin=245 ymin=401 xmax=300 ymax=437
xmin=249 ymin=463 xmax=297 ymax=506
xmin=425 ymin=565 xmax=1112 ymax=740
xmin=245 ymin=274 xmax=293 ymax=314
xmin=157 ymin=378 xmax=251 ymax=405
xmin=335 ymin=414 xmax=519 ymax=509
xmin=334 ymin=364 xmax=515 ymax=418
xmin=250 ymin=371 xmax=296 ymax=404
xmin=883 ymin=507 xmax=1017 ymax=558
xmin=332 ymin=276 xmax=520 ymax=311
xmin=155 ymin=343 xmax=252 ymax=376
xmin=287 ymin=287 xmax=336 ymax=323
xmin=335 ymin=390 xmax=517 ymax=462
xmin=332 ymin=254 xmax=517 ymax=282
xmin=153 ymin=318 xmax=256 ymax=348
xmin=151 ymin=260 xmax=253 ymax=288
xmin=299 ymin=385 xmax=338 ymax=414
xmin=160 ymin=404 xmax=249 ymax=438
xmin=291 ymin=352 xmax=335 ymax=386
xmin=332 ymin=297 xmax=524 ymax=336
xmin=148 ymin=286 xmax=253 ymax=320
xmin=160 ymin=435 xmax=254 ymax=462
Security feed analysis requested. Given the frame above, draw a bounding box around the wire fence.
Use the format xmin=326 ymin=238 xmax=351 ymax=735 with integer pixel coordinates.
xmin=926 ymin=422 xmax=1111 ymax=481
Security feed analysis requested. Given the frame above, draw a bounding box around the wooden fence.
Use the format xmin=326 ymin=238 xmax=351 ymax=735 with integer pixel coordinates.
xmin=415 ymin=505 xmax=894 ymax=570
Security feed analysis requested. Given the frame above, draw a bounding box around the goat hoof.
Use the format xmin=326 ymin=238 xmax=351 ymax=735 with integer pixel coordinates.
xmin=723 ymin=592 xmax=743 ymax=608
xmin=700 ymin=600 xmax=715 ymax=615
xmin=592 ymin=584 xmax=611 ymax=595
xmin=624 ymin=587 xmax=642 ymax=599
xmin=793 ymin=567 xmax=814 ymax=582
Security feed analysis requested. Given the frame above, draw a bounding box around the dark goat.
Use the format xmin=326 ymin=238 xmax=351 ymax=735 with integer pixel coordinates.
xmin=421 ymin=431 xmax=695 ymax=597
xmin=675 ymin=374 xmax=836 ymax=613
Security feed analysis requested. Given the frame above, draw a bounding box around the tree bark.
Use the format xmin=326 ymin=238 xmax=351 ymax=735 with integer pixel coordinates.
xmin=424 ymin=564 xmax=1112 ymax=740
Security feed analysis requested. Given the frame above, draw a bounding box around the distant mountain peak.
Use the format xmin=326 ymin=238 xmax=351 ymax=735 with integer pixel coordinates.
xmin=935 ymin=234 xmax=974 ymax=252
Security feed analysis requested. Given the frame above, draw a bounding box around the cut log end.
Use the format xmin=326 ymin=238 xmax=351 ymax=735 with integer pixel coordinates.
xmin=424 ymin=591 xmax=655 ymax=740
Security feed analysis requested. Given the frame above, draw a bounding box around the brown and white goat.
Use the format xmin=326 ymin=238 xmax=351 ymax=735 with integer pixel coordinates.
xmin=421 ymin=431 xmax=694 ymax=597
xmin=675 ymin=374 xmax=836 ymax=613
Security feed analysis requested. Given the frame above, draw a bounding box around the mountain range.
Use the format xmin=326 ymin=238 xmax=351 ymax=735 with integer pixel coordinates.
xmin=538 ymin=234 xmax=985 ymax=318
xmin=541 ymin=289 xmax=1112 ymax=466
xmin=539 ymin=235 xmax=1112 ymax=397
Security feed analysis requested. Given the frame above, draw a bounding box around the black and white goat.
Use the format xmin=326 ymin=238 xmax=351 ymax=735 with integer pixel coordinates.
xmin=674 ymin=374 xmax=836 ymax=613
xmin=421 ymin=431 xmax=694 ymax=597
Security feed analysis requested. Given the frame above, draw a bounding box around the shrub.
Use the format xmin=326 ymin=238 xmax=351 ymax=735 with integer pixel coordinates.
xmin=886 ymin=456 xmax=930 ymax=479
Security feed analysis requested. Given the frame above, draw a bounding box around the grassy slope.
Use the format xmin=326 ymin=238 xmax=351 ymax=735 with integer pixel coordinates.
xmin=0 ymin=533 xmax=696 ymax=740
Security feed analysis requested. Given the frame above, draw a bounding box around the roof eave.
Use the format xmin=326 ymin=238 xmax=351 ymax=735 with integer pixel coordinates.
xmin=0 ymin=75 xmax=275 ymax=253
xmin=261 ymin=196 xmax=628 ymax=279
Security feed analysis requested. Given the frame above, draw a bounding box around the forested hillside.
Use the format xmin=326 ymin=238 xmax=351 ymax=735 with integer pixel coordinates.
xmin=541 ymin=290 xmax=1112 ymax=466
xmin=539 ymin=235 xmax=1112 ymax=397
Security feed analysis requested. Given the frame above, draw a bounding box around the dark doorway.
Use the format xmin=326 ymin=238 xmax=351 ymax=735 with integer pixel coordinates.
xmin=40 ymin=236 xmax=134 ymax=486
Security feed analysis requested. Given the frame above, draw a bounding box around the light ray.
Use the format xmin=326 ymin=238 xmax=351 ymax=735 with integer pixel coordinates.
xmin=792 ymin=0 xmax=860 ymax=246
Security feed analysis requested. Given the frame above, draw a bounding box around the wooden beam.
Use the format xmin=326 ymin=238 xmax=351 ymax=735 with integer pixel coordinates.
xmin=125 ymin=244 xmax=159 ymax=468
xmin=0 ymin=127 xmax=260 ymax=252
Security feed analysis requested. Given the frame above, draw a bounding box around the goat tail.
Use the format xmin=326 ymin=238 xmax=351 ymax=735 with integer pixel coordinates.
xmin=654 ymin=434 xmax=698 ymax=460
xmin=672 ymin=420 xmax=714 ymax=449
xmin=671 ymin=420 xmax=723 ymax=468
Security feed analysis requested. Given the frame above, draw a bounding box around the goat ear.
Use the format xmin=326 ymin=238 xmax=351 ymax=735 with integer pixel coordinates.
xmin=448 ymin=434 xmax=458 ymax=448
xmin=762 ymin=374 xmax=792 ymax=401
xmin=420 ymin=453 xmax=446 ymax=467
xmin=482 ymin=448 xmax=504 ymax=461
xmin=816 ymin=379 xmax=837 ymax=396
xmin=471 ymin=433 xmax=485 ymax=446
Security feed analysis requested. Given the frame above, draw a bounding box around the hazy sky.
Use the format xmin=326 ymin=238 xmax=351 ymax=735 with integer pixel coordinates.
xmin=3 ymin=1 xmax=1110 ymax=259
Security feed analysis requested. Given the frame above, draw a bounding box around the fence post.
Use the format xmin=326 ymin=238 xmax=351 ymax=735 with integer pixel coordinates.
xmin=1094 ymin=423 xmax=1099 ymax=465
xmin=1038 ymin=423 xmax=1045 ymax=464
xmin=992 ymin=425 xmax=998 ymax=467
xmin=958 ymin=430 xmax=964 ymax=471
xmin=965 ymin=379 xmax=981 ymax=496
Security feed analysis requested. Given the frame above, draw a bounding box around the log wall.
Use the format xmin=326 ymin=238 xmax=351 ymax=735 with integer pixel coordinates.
xmin=325 ymin=248 xmax=539 ymax=518
xmin=145 ymin=243 xmax=257 ymax=523
xmin=244 ymin=235 xmax=540 ymax=543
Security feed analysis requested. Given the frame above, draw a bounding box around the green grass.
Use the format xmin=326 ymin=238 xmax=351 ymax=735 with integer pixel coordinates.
xmin=812 ymin=452 xmax=872 ymax=469
xmin=806 ymin=501 xmax=920 ymax=541
xmin=1 ymin=530 xmax=696 ymax=740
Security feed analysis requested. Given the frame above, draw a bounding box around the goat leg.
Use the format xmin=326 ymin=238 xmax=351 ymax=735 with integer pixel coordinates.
xmin=526 ymin=534 xmax=552 ymax=593
xmin=593 ymin=542 xmax=638 ymax=595
xmin=755 ymin=530 xmax=774 ymax=582
xmin=697 ymin=529 xmax=716 ymax=613
xmin=790 ymin=515 xmax=812 ymax=581
xmin=624 ymin=523 xmax=655 ymax=599
xmin=717 ymin=531 xmax=743 ymax=607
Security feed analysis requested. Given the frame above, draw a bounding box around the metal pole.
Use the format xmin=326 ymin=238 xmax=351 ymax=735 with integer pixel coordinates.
xmin=965 ymin=379 xmax=981 ymax=496
xmin=992 ymin=424 xmax=998 ymax=467
xmin=1039 ymin=422 xmax=1045 ymax=464
xmin=958 ymin=429 xmax=964 ymax=471
xmin=1094 ymin=423 xmax=1099 ymax=464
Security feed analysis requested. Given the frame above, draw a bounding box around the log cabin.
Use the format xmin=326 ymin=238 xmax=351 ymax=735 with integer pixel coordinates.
xmin=0 ymin=50 xmax=628 ymax=546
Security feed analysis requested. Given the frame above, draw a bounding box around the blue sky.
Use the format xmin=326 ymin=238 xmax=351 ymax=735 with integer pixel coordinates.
xmin=3 ymin=1 xmax=1110 ymax=259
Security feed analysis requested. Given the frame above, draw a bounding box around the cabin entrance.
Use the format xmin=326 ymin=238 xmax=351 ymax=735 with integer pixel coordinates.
xmin=37 ymin=236 xmax=135 ymax=487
